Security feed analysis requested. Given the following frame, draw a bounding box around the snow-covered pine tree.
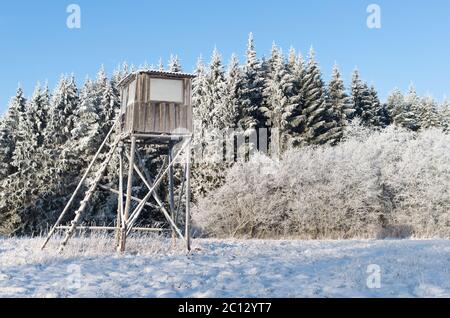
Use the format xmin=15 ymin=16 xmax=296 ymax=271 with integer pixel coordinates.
xmin=36 ymin=83 xmax=51 ymax=137
xmin=368 ymin=85 xmax=390 ymax=127
xmin=70 ymin=78 xmax=101 ymax=154
xmin=191 ymin=57 xmax=208 ymax=199
xmin=192 ymin=56 xmax=208 ymax=135
xmin=299 ymin=47 xmax=334 ymax=145
xmin=266 ymin=42 xmax=282 ymax=74
xmin=351 ymin=69 xmax=377 ymax=126
xmin=287 ymin=47 xmax=297 ymax=70
xmin=0 ymin=87 xmax=27 ymax=177
xmin=168 ymin=54 xmax=183 ymax=73
xmin=261 ymin=43 xmax=295 ymax=149
xmin=325 ymin=64 xmax=354 ymax=144
xmin=223 ymin=54 xmax=242 ymax=128
xmin=2 ymin=79 xmax=79 ymax=235
xmin=191 ymin=51 xmax=235 ymax=200
xmin=13 ymin=84 xmax=51 ymax=232
xmin=95 ymin=66 xmax=108 ymax=110
xmin=403 ymin=85 xmax=422 ymax=130
xmin=439 ymin=99 xmax=449 ymax=131
xmin=3 ymin=86 xmax=27 ymax=133
xmin=386 ymin=88 xmax=404 ymax=126
xmin=239 ymin=33 xmax=265 ymax=130
xmin=118 ymin=62 xmax=130 ymax=80
xmin=46 ymin=75 xmax=80 ymax=145
xmin=418 ymin=96 xmax=440 ymax=129
xmin=0 ymin=117 xmax=15 ymax=179
xmin=100 ymin=80 xmax=120 ymax=128
xmin=204 ymin=48 xmax=227 ymax=130
xmin=158 ymin=58 xmax=165 ymax=71
xmin=286 ymin=50 xmax=306 ymax=144
xmin=92 ymin=66 xmax=120 ymax=137
xmin=12 ymin=83 xmax=50 ymax=171
xmin=91 ymin=69 xmax=122 ymax=221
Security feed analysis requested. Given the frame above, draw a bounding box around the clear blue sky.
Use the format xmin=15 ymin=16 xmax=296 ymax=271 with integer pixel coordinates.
xmin=1 ymin=0 xmax=449 ymax=114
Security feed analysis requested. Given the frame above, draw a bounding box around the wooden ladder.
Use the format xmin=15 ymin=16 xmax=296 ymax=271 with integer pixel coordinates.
xmin=57 ymin=135 xmax=121 ymax=253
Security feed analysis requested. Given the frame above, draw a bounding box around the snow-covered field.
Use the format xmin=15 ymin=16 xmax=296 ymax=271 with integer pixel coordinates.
xmin=1 ymin=236 xmax=450 ymax=298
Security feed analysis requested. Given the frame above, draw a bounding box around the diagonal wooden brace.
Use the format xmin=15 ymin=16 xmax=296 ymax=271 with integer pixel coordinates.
xmin=124 ymin=153 xmax=185 ymax=240
xmin=124 ymin=138 xmax=191 ymax=238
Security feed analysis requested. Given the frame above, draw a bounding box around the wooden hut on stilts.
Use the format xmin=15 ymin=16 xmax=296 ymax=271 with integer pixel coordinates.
xmin=41 ymin=70 xmax=195 ymax=253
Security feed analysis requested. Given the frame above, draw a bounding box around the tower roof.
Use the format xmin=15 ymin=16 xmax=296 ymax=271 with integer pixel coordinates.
xmin=118 ymin=69 xmax=196 ymax=88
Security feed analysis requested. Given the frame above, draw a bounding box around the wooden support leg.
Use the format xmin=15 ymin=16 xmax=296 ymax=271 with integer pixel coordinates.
xmin=168 ymin=143 xmax=176 ymax=246
xmin=121 ymin=136 xmax=136 ymax=252
xmin=126 ymin=155 xmax=184 ymax=240
xmin=125 ymin=139 xmax=191 ymax=240
xmin=119 ymin=228 xmax=127 ymax=253
xmin=116 ymin=142 xmax=124 ymax=249
xmin=185 ymin=139 xmax=191 ymax=252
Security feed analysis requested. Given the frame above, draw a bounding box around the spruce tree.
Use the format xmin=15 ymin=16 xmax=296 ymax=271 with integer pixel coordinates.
xmin=368 ymin=85 xmax=389 ymax=127
xmin=287 ymin=47 xmax=297 ymax=71
xmin=0 ymin=87 xmax=27 ymax=177
xmin=419 ymin=96 xmax=440 ymax=129
xmin=439 ymin=99 xmax=449 ymax=131
xmin=158 ymin=58 xmax=165 ymax=71
xmin=204 ymin=48 xmax=227 ymax=130
xmin=402 ymin=85 xmax=421 ymax=130
xmin=71 ymin=78 xmax=101 ymax=152
xmin=223 ymin=54 xmax=242 ymax=128
xmin=191 ymin=53 xmax=228 ymax=199
xmin=12 ymin=84 xmax=50 ymax=171
xmin=325 ymin=64 xmax=354 ymax=143
xmin=46 ymin=75 xmax=80 ymax=145
xmin=100 ymin=80 xmax=120 ymax=128
xmin=299 ymin=48 xmax=333 ymax=145
xmin=287 ymin=51 xmax=306 ymax=141
xmin=266 ymin=42 xmax=282 ymax=75
xmin=239 ymin=33 xmax=265 ymax=130
xmin=168 ymin=54 xmax=183 ymax=72
xmin=261 ymin=44 xmax=295 ymax=149
xmin=0 ymin=117 xmax=14 ymax=179
xmin=192 ymin=56 xmax=208 ymax=131
xmin=386 ymin=88 xmax=404 ymax=126
xmin=351 ymin=70 xmax=377 ymax=126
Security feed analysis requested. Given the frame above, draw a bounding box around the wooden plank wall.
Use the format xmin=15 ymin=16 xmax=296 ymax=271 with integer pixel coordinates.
xmin=132 ymin=102 xmax=189 ymax=134
xmin=122 ymin=73 xmax=193 ymax=135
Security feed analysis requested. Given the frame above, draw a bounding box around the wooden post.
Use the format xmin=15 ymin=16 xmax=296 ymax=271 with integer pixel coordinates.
xmin=121 ymin=136 xmax=136 ymax=252
xmin=168 ymin=142 xmax=176 ymax=245
xmin=185 ymin=138 xmax=191 ymax=252
xmin=125 ymin=154 xmax=185 ymax=240
xmin=116 ymin=142 xmax=124 ymax=249
xmin=124 ymin=139 xmax=191 ymax=239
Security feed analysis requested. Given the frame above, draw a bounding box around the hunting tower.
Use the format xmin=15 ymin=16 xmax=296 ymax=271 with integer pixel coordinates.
xmin=42 ymin=70 xmax=195 ymax=253
xmin=119 ymin=70 xmax=193 ymax=136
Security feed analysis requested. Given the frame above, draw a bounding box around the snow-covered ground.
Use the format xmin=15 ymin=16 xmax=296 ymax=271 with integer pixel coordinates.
xmin=1 ymin=236 xmax=450 ymax=298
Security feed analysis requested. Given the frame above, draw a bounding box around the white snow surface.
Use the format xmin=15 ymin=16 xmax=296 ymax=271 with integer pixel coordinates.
xmin=1 ymin=237 xmax=450 ymax=298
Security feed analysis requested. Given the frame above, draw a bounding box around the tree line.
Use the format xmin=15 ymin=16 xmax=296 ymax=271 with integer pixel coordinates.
xmin=0 ymin=33 xmax=448 ymax=235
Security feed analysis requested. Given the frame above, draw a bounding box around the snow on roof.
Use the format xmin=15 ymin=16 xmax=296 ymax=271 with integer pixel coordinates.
xmin=118 ymin=69 xmax=196 ymax=87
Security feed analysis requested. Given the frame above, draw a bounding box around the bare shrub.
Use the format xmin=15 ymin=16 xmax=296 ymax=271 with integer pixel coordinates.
xmin=193 ymin=125 xmax=450 ymax=239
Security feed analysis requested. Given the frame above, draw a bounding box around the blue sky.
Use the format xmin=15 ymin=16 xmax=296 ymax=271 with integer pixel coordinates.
xmin=0 ymin=0 xmax=449 ymax=114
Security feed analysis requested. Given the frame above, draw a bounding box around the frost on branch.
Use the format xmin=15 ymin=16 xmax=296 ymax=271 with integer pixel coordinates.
xmin=194 ymin=126 xmax=450 ymax=239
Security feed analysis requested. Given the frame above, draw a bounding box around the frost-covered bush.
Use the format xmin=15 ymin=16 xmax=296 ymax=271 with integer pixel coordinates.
xmin=193 ymin=126 xmax=450 ymax=239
